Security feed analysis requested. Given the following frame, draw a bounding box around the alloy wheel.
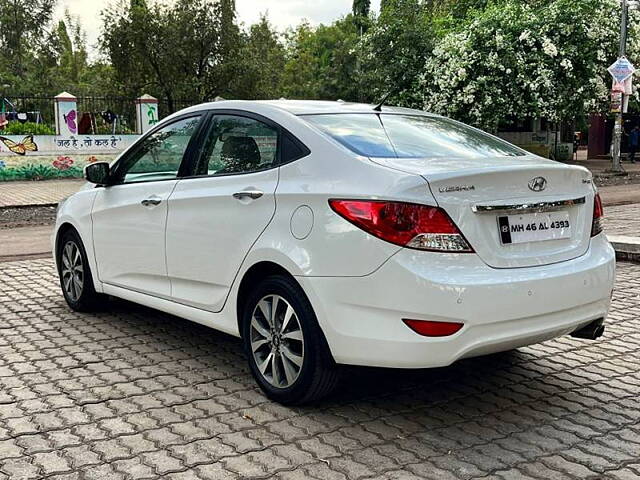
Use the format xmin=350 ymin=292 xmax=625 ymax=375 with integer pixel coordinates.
xmin=61 ymin=241 xmax=84 ymax=302
xmin=250 ymin=294 xmax=305 ymax=388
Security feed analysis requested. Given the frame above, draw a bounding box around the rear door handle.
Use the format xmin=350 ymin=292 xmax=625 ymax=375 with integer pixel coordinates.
xmin=233 ymin=190 xmax=263 ymax=200
xmin=141 ymin=198 xmax=162 ymax=207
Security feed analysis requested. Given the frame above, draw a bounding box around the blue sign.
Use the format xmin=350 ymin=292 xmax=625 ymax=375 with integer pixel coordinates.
xmin=608 ymin=57 xmax=635 ymax=84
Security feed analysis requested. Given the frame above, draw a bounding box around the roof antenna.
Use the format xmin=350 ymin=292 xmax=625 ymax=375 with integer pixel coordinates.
xmin=373 ymin=90 xmax=394 ymax=111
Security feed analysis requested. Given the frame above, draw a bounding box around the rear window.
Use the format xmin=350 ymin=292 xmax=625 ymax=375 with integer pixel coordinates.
xmin=302 ymin=113 xmax=525 ymax=159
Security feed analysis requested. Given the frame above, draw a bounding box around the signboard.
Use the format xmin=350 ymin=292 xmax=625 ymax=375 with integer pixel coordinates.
xmin=611 ymin=89 xmax=623 ymax=113
xmin=608 ymin=57 xmax=636 ymax=85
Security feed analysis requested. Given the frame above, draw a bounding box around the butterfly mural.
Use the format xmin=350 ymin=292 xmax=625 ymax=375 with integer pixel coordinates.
xmin=0 ymin=135 xmax=38 ymax=155
xmin=63 ymin=110 xmax=77 ymax=134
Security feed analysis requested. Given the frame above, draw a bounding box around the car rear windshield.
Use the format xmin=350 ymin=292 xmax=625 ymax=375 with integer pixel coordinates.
xmin=302 ymin=113 xmax=525 ymax=159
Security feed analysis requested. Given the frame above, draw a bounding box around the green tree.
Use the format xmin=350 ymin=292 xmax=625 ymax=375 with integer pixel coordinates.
xmin=55 ymin=12 xmax=89 ymax=86
xmin=357 ymin=0 xmax=434 ymax=107
xmin=234 ymin=16 xmax=286 ymax=99
xmin=352 ymin=0 xmax=371 ymax=34
xmin=283 ymin=17 xmax=362 ymax=101
xmin=101 ymin=0 xmax=241 ymax=110
xmin=419 ymin=0 xmax=637 ymax=131
xmin=352 ymin=0 xmax=370 ymax=16
xmin=0 ymin=0 xmax=56 ymax=84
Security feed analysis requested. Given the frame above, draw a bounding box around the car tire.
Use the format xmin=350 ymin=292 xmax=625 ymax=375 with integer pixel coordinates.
xmin=242 ymin=275 xmax=340 ymax=405
xmin=57 ymin=229 xmax=106 ymax=312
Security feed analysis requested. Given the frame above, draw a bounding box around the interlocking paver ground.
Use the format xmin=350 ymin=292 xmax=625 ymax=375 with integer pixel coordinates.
xmin=0 ymin=259 xmax=638 ymax=479
xmin=604 ymin=204 xmax=640 ymax=238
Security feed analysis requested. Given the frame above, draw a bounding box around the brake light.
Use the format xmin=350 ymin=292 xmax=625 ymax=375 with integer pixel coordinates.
xmin=402 ymin=319 xmax=464 ymax=337
xmin=329 ymin=199 xmax=473 ymax=252
xmin=591 ymin=193 xmax=603 ymax=237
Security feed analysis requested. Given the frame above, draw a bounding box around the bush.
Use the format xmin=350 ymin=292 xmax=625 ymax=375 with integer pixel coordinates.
xmin=1 ymin=121 xmax=56 ymax=135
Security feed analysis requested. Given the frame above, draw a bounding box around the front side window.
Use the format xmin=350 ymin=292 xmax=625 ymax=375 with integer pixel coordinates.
xmin=303 ymin=113 xmax=525 ymax=159
xmin=114 ymin=116 xmax=202 ymax=184
xmin=195 ymin=115 xmax=279 ymax=176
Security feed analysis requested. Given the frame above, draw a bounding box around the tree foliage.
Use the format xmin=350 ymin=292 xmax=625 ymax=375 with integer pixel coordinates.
xmin=101 ymin=0 xmax=236 ymax=109
xmin=282 ymin=17 xmax=362 ymax=101
xmin=0 ymin=0 xmax=637 ymax=133
xmin=0 ymin=0 xmax=56 ymax=79
xmin=353 ymin=0 xmax=371 ymax=17
xmin=234 ymin=16 xmax=286 ymax=99
xmin=358 ymin=0 xmax=435 ymax=107
xmin=419 ymin=0 xmax=637 ymax=130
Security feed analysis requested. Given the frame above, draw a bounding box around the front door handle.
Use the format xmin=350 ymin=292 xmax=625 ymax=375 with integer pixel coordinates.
xmin=233 ymin=190 xmax=263 ymax=200
xmin=141 ymin=198 xmax=162 ymax=207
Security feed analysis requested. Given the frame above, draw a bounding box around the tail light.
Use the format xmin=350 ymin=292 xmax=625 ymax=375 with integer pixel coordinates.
xmin=329 ymin=199 xmax=473 ymax=252
xmin=402 ymin=319 xmax=464 ymax=337
xmin=591 ymin=193 xmax=603 ymax=237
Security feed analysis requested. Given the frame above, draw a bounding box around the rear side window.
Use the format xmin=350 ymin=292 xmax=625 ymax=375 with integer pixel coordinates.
xmin=196 ymin=115 xmax=278 ymax=176
xmin=303 ymin=113 xmax=525 ymax=159
xmin=281 ymin=133 xmax=310 ymax=163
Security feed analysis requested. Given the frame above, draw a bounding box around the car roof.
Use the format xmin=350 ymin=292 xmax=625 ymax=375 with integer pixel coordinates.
xmin=177 ymin=99 xmax=430 ymax=117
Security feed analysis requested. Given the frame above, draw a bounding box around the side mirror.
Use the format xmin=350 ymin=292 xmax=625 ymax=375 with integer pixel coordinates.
xmin=84 ymin=162 xmax=110 ymax=185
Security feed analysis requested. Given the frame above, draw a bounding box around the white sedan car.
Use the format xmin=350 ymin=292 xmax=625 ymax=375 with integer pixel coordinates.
xmin=54 ymin=100 xmax=615 ymax=404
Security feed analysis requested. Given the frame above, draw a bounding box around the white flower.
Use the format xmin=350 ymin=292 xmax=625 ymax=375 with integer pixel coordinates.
xmin=457 ymin=67 xmax=467 ymax=79
xmin=542 ymin=37 xmax=558 ymax=57
xmin=560 ymin=58 xmax=572 ymax=70
xmin=519 ymin=30 xmax=531 ymax=42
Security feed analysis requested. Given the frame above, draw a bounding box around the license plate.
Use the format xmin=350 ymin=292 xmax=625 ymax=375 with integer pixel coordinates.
xmin=498 ymin=211 xmax=571 ymax=245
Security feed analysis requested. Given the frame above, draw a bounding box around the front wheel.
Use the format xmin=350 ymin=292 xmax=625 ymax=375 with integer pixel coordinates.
xmin=57 ymin=229 xmax=105 ymax=312
xmin=242 ymin=275 xmax=339 ymax=405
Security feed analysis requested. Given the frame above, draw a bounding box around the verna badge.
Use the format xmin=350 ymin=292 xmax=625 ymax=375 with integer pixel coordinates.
xmin=528 ymin=176 xmax=547 ymax=192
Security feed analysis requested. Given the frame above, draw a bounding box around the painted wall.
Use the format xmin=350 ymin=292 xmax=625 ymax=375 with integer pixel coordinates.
xmin=0 ymin=134 xmax=139 ymax=156
xmin=0 ymin=134 xmax=139 ymax=181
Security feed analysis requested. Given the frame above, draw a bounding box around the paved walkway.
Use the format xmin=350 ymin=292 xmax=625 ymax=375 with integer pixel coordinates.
xmin=603 ymin=204 xmax=640 ymax=237
xmin=598 ymin=184 xmax=640 ymax=207
xmin=0 ymin=225 xmax=52 ymax=261
xmin=0 ymin=258 xmax=638 ymax=479
xmin=0 ymin=179 xmax=85 ymax=207
xmin=568 ymin=155 xmax=640 ymax=175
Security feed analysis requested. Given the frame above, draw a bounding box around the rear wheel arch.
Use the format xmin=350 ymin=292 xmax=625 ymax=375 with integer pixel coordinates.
xmin=236 ymin=261 xmax=296 ymax=337
xmin=235 ymin=262 xmax=332 ymax=354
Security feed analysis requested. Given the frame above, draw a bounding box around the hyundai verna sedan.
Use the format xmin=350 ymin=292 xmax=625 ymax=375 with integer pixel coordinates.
xmin=54 ymin=100 xmax=615 ymax=404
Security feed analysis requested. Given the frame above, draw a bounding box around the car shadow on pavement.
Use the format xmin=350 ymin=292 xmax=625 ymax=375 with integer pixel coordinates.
xmin=100 ymin=295 xmax=596 ymax=413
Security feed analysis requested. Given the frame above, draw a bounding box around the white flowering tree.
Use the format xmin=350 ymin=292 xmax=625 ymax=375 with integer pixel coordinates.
xmin=419 ymin=0 xmax=639 ymax=131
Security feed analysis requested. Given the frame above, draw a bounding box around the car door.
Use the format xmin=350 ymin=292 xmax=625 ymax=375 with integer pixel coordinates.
xmin=165 ymin=112 xmax=281 ymax=311
xmin=91 ymin=114 xmax=203 ymax=297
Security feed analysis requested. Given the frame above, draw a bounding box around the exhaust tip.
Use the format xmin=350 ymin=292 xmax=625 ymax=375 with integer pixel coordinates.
xmin=570 ymin=319 xmax=605 ymax=340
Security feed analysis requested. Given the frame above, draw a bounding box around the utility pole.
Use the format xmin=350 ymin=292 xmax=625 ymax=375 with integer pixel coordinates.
xmin=612 ymin=0 xmax=629 ymax=172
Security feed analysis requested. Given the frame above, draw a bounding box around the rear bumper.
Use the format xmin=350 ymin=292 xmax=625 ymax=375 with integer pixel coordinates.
xmin=298 ymin=234 xmax=616 ymax=368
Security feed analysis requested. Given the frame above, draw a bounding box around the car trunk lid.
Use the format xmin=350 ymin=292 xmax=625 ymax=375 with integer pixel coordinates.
xmin=370 ymin=155 xmax=595 ymax=268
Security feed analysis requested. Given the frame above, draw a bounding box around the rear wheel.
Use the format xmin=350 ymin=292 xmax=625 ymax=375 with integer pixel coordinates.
xmin=57 ymin=229 xmax=105 ymax=312
xmin=242 ymin=275 xmax=339 ymax=405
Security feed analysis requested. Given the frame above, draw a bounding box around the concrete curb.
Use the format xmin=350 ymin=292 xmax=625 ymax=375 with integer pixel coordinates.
xmin=0 ymin=203 xmax=58 ymax=210
xmin=607 ymin=235 xmax=640 ymax=263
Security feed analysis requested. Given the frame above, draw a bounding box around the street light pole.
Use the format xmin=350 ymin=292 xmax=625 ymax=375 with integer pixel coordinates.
xmin=612 ymin=0 xmax=629 ymax=172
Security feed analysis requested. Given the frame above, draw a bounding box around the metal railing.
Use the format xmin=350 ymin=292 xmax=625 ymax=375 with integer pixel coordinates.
xmin=1 ymin=95 xmax=200 ymax=135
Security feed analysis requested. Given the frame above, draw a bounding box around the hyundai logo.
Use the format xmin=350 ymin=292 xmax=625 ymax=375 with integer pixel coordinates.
xmin=528 ymin=176 xmax=547 ymax=192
